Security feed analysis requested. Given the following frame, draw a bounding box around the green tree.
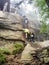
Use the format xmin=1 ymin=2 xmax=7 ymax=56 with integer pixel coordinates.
xmin=35 ymin=0 xmax=49 ymax=33
xmin=40 ymin=21 xmax=47 ymax=33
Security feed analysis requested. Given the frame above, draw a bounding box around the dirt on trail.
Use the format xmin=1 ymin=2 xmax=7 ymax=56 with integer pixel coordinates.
xmin=3 ymin=54 xmax=21 ymax=65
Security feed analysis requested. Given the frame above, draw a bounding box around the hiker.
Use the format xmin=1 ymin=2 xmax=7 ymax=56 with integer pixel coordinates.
xmin=23 ymin=29 xmax=30 ymax=40
xmin=30 ymin=32 xmax=35 ymax=42
xmin=23 ymin=16 xmax=28 ymax=28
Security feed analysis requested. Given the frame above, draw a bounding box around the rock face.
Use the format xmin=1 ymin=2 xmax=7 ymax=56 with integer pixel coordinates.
xmin=35 ymin=40 xmax=49 ymax=48
xmin=20 ymin=40 xmax=49 ymax=65
xmin=0 ymin=11 xmax=49 ymax=65
xmin=0 ymin=29 xmax=24 ymax=40
xmin=0 ymin=11 xmax=24 ymax=41
xmin=31 ymin=40 xmax=49 ymax=65
xmin=32 ymin=47 xmax=49 ymax=65
xmin=0 ymin=11 xmax=23 ymax=30
xmin=20 ymin=44 xmax=36 ymax=63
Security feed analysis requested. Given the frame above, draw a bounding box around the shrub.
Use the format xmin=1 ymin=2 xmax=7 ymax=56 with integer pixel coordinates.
xmin=0 ymin=53 xmax=6 ymax=65
xmin=13 ymin=42 xmax=24 ymax=54
xmin=0 ymin=48 xmax=11 ymax=55
xmin=14 ymin=42 xmax=24 ymax=48
xmin=13 ymin=48 xmax=18 ymax=55
xmin=3 ymin=49 xmax=11 ymax=55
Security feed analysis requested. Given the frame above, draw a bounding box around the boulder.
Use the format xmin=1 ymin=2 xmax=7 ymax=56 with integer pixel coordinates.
xmin=39 ymin=40 xmax=49 ymax=48
xmin=20 ymin=44 xmax=36 ymax=63
xmin=31 ymin=40 xmax=49 ymax=65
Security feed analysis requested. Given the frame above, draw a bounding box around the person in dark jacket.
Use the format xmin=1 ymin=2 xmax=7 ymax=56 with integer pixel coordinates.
xmin=30 ymin=32 xmax=35 ymax=42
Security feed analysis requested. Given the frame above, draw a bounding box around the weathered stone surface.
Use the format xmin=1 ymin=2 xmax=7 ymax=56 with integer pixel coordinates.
xmin=0 ymin=11 xmax=49 ymax=65
xmin=40 ymin=40 xmax=49 ymax=48
xmin=34 ymin=40 xmax=49 ymax=49
xmin=0 ymin=11 xmax=24 ymax=41
xmin=20 ymin=44 xmax=36 ymax=63
xmin=21 ymin=41 xmax=49 ymax=65
xmin=0 ymin=11 xmax=23 ymax=22
xmin=0 ymin=39 xmax=13 ymax=46
xmin=0 ymin=11 xmax=23 ymax=30
xmin=0 ymin=29 xmax=24 ymax=40
xmin=44 ymin=57 xmax=49 ymax=63
xmin=30 ymin=40 xmax=49 ymax=65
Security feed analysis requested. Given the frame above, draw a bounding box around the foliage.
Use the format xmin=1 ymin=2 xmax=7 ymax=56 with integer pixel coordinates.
xmin=35 ymin=0 xmax=49 ymax=33
xmin=13 ymin=42 xmax=24 ymax=54
xmin=3 ymin=49 xmax=11 ymax=55
xmin=40 ymin=21 xmax=49 ymax=33
xmin=35 ymin=0 xmax=49 ymax=19
xmin=14 ymin=42 xmax=24 ymax=48
xmin=40 ymin=21 xmax=47 ymax=33
xmin=0 ymin=48 xmax=11 ymax=55
xmin=0 ymin=53 xmax=6 ymax=65
xmin=0 ymin=42 xmax=24 ymax=55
